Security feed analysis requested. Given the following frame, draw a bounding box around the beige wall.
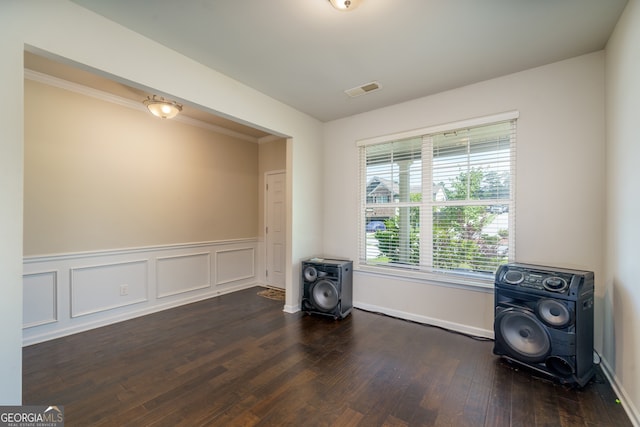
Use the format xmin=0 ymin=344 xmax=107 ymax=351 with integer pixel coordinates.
xmin=259 ymin=138 xmax=287 ymax=172
xmin=24 ymin=79 xmax=259 ymax=256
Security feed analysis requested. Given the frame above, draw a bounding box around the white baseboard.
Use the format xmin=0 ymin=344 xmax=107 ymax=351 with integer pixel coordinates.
xmin=23 ymin=240 xmax=259 ymax=346
xmin=354 ymin=301 xmax=494 ymax=339
xmin=599 ymin=355 xmax=640 ymax=427
xmin=23 ymin=282 xmax=257 ymax=346
xmin=283 ymin=304 xmax=299 ymax=314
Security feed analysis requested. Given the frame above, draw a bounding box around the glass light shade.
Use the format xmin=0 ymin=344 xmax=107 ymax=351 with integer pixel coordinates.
xmin=328 ymin=0 xmax=362 ymax=11
xmin=143 ymin=96 xmax=182 ymax=119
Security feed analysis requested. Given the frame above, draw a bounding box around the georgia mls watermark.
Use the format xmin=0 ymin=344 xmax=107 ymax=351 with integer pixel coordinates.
xmin=0 ymin=406 xmax=64 ymax=427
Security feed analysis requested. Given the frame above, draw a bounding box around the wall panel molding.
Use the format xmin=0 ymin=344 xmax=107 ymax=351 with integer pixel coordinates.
xmin=70 ymin=260 xmax=148 ymax=318
xmin=23 ymin=270 xmax=58 ymax=328
xmin=23 ymin=239 xmax=259 ymax=346
xmin=156 ymin=252 xmax=211 ymax=298
xmin=215 ymin=247 xmax=255 ymax=285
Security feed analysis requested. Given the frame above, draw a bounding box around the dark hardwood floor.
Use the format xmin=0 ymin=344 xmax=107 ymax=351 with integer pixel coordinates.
xmin=23 ymin=287 xmax=632 ymax=426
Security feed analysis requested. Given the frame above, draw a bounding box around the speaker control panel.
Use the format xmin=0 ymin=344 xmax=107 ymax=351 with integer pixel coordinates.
xmin=502 ymin=270 xmax=568 ymax=292
xmin=495 ymin=263 xmax=594 ymax=298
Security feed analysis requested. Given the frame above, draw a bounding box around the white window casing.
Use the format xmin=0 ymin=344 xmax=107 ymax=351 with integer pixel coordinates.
xmin=358 ymin=111 xmax=518 ymax=288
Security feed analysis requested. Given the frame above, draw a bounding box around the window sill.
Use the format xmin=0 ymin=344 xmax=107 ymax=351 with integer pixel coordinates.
xmin=354 ymin=264 xmax=495 ymax=293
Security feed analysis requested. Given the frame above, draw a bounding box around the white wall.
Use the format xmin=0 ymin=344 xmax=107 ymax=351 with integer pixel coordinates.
xmin=0 ymin=0 xmax=324 ymax=403
xmin=605 ymin=0 xmax=640 ymax=423
xmin=324 ymin=52 xmax=605 ymax=338
xmin=0 ymin=3 xmax=24 ymax=405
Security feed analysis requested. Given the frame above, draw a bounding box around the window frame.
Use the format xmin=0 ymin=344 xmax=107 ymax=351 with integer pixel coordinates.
xmin=357 ymin=111 xmax=518 ymax=289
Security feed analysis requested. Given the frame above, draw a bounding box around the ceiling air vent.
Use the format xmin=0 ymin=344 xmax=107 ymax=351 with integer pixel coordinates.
xmin=345 ymin=81 xmax=381 ymax=98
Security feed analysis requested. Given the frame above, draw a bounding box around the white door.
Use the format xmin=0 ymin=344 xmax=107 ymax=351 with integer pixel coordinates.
xmin=265 ymin=172 xmax=286 ymax=289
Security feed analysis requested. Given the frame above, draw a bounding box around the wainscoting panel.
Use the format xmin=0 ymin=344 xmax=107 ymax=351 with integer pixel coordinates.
xmin=156 ymin=252 xmax=210 ymax=298
xmin=23 ymin=239 xmax=259 ymax=345
xmin=23 ymin=271 xmax=58 ymax=328
xmin=70 ymin=260 xmax=148 ymax=318
xmin=215 ymin=247 xmax=255 ymax=285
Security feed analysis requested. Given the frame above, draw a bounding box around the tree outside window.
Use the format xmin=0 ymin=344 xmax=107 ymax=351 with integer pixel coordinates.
xmin=360 ymin=117 xmax=516 ymax=281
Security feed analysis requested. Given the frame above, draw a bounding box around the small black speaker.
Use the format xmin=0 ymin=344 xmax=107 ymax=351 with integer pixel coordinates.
xmin=301 ymin=258 xmax=352 ymax=319
xmin=493 ymin=263 xmax=595 ymax=387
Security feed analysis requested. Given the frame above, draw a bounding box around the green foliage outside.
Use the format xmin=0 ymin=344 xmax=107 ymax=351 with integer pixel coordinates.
xmin=373 ymin=168 xmax=509 ymax=273
xmin=374 ymin=212 xmax=420 ymax=265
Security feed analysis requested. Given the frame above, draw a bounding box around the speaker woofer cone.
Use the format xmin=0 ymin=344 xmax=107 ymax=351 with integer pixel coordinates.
xmin=311 ymin=279 xmax=339 ymax=311
xmin=496 ymin=308 xmax=551 ymax=363
xmin=303 ymin=266 xmax=318 ymax=282
xmin=537 ymin=299 xmax=572 ymax=328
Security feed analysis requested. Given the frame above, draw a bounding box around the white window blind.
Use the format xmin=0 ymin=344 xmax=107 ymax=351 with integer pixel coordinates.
xmin=359 ymin=114 xmax=517 ymax=283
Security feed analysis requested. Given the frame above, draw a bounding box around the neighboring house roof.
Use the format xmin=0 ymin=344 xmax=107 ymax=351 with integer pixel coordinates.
xmin=366 ymin=176 xmax=447 ymax=201
xmin=366 ymin=176 xmax=399 ymax=199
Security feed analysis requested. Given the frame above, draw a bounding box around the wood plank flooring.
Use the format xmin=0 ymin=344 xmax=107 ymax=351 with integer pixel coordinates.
xmin=23 ymin=287 xmax=632 ymax=426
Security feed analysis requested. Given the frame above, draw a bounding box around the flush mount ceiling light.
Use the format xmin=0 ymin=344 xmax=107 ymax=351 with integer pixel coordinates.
xmin=143 ymin=95 xmax=183 ymax=119
xmin=328 ymin=0 xmax=362 ymax=11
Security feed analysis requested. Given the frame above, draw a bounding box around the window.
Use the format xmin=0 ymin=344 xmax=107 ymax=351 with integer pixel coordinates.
xmin=358 ymin=112 xmax=517 ymax=285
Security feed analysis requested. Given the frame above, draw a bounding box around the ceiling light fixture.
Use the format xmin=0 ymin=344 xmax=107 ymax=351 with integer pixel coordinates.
xmin=143 ymin=95 xmax=183 ymax=119
xmin=328 ymin=0 xmax=362 ymax=11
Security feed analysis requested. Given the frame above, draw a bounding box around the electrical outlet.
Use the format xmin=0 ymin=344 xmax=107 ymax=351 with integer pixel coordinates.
xmin=119 ymin=284 xmax=129 ymax=296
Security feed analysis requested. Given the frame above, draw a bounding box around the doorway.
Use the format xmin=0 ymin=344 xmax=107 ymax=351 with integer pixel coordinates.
xmin=265 ymin=171 xmax=286 ymax=289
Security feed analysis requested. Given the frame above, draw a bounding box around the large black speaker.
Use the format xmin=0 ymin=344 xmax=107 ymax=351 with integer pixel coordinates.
xmin=493 ymin=263 xmax=595 ymax=387
xmin=301 ymin=258 xmax=353 ymax=319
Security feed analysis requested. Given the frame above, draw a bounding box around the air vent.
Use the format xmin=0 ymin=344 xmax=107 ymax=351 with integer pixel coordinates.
xmin=345 ymin=81 xmax=381 ymax=98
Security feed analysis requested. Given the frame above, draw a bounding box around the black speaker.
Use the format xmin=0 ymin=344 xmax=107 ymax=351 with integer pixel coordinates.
xmin=493 ymin=263 xmax=595 ymax=387
xmin=301 ymin=258 xmax=353 ymax=319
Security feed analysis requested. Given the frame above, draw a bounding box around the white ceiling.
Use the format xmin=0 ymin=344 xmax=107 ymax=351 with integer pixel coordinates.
xmin=70 ymin=0 xmax=627 ymax=123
